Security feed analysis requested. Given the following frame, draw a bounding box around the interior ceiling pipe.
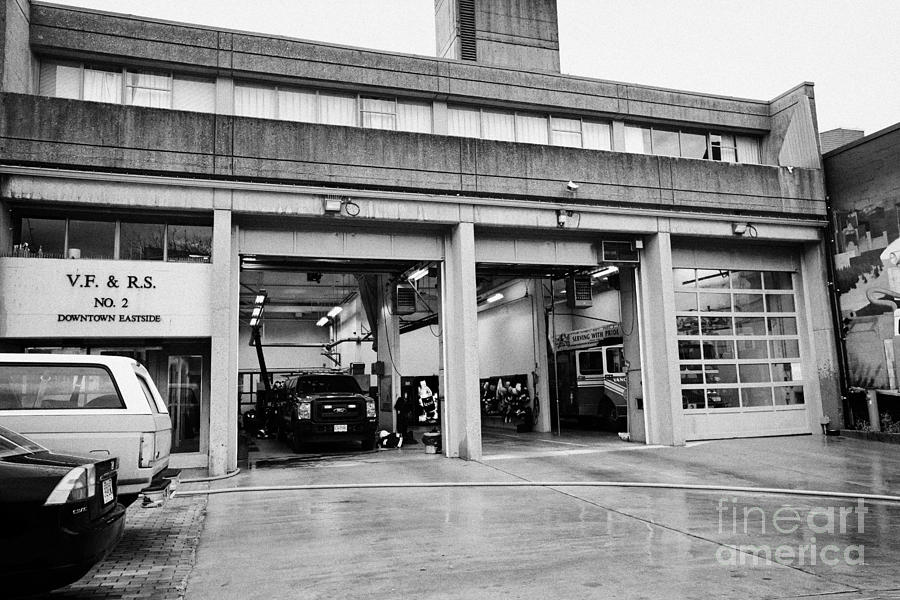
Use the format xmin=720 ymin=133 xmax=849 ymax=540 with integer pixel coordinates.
xmin=324 ymin=335 xmax=373 ymax=350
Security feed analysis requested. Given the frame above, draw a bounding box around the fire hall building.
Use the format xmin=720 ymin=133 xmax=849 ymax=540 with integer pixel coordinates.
xmin=0 ymin=0 xmax=841 ymax=474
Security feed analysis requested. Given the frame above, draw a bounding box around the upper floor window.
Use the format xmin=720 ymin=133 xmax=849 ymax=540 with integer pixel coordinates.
xmin=11 ymin=214 xmax=211 ymax=263
xmin=234 ymin=83 xmax=433 ymax=133
xmin=38 ymin=60 xmax=216 ymax=113
xmin=448 ymin=106 xmax=612 ymax=150
xmin=624 ymin=124 xmax=760 ymax=164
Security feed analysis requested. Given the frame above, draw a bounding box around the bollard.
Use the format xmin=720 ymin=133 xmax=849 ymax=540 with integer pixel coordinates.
xmin=866 ymin=390 xmax=881 ymax=432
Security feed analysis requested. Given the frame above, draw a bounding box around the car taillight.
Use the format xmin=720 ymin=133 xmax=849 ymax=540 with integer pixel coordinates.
xmin=298 ymin=402 xmax=312 ymax=420
xmin=44 ymin=465 xmax=97 ymax=505
xmin=139 ymin=432 xmax=155 ymax=468
xmin=366 ymin=400 xmax=376 ymax=418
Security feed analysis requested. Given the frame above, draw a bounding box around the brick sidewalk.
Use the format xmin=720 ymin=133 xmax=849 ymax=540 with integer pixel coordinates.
xmin=46 ymin=495 xmax=207 ymax=599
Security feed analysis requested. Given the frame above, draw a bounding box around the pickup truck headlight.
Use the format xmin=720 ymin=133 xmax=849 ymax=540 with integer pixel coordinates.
xmin=44 ymin=465 xmax=97 ymax=505
xmin=297 ymin=402 xmax=312 ymax=420
xmin=366 ymin=400 xmax=376 ymax=418
xmin=139 ymin=432 xmax=155 ymax=468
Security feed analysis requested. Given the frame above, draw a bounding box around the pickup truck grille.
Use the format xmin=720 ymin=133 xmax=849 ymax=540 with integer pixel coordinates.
xmin=315 ymin=401 xmax=363 ymax=421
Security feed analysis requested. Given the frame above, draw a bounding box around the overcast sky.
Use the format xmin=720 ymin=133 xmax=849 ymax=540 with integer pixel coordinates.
xmin=50 ymin=0 xmax=900 ymax=135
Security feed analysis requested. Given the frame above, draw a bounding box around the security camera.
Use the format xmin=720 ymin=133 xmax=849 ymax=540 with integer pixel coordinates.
xmin=566 ymin=181 xmax=579 ymax=192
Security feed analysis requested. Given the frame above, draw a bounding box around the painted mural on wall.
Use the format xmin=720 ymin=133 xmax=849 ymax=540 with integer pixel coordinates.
xmin=833 ymin=205 xmax=900 ymax=389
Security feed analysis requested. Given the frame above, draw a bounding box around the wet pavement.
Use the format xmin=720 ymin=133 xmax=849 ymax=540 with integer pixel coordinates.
xmin=26 ymin=430 xmax=900 ymax=599
xmin=180 ymin=431 xmax=900 ymax=600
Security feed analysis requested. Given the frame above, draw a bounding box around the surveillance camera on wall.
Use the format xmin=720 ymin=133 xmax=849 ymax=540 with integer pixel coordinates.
xmin=566 ymin=181 xmax=579 ymax=192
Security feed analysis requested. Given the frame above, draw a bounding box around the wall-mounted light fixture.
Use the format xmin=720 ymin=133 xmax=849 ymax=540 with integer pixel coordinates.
xmin=566 ymin=181 xmax=579 ymax=193
xmin=486 ymin=292 xmax=504 ymax=303
xmin=557 ymin=210 xmax=568 ymax=228
xmin=732 ymin=222 xmax=749 ymax=236
xmin=323 ymin=196 xmax=343 ymax=212
xmin=327 ymin=306 xmax=343 ymax=318
xmin=316 ymin=316 xmax=329 ymax=327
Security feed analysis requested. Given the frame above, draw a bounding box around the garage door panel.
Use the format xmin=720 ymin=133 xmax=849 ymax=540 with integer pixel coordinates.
xmin=684 ymin=408 xmax=810 ymax=441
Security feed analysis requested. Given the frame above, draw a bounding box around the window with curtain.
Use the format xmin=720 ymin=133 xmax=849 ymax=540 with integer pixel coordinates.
xmin=710 ymin=133 xmax=738 ymax=162
xmin=360 ymin=97 xmax=397 ymax=130
xmin=319 ymin=92 xmax=357 ymax=126
xmin=736 ymin=136 xmax=760 ymax=164
xmin=172 ymin=76 xmax=216 ymax=113
xmin=583 ymin=121 xmax=611 ymax=150
xmin=447 ymin=106 xmax=481 ymax=138
xmin=515 ymin=113 xmax=549 ymax=144
xmin=397 ymin=100 xmax=432 ymax=133
xmin=481 ymin=109 xmax=515 ymax=141
xmin=651 ymin=128 xmax=680 ymax=157
xmin=278 ymin=88 xmax=317 ymax=122
xmin=126 ymin=71 xmax=172 ymax=108
xmin=550 ymin=117 xmax=582 ymax=148
xmin=38 ymin=61 xmax=81 ymax=99
xmin=234 ymin=84 xmax=277 ymax=119
xmin=624 ymin=125 xmax=650 ymax=154
xmin=680 ymin=131 xmax=708 ymax=159
xmin=82 ymin=66 xmax=122 ymax=104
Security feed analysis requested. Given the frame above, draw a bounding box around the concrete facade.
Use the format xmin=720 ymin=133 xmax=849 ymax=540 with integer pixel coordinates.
xmin=0 ymin=0 xmax=840 ymax=474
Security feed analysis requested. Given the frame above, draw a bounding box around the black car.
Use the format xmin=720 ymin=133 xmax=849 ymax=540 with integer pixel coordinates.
xmin=0 ymin=425 xmax=126 ymax=597
xmin=278 ymin=373 xmax=379 ymax=451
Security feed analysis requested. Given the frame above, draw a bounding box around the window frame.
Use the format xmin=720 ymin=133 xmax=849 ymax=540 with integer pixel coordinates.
xmin=12 ymin=211 xmax=212 ymax=263
xmin=674 ymin=268 xmax=804 ymax=413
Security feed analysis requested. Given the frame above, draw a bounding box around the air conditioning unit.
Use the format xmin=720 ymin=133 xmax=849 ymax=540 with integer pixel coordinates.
xmin=394 ymin=284 xmax=417 ymax=315
xmin=566 ymin=276 xmax=593 ymax=308
xmin=601 ymin=240 xmax=640 ymax=263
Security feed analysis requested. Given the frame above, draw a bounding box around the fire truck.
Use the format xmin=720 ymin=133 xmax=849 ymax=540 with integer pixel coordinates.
xmin=551 ymin=324 xmax=627 ymax=429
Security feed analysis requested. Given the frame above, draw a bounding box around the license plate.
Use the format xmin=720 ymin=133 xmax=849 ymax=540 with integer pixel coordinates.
xmin=334 ymin=424 xmax=348 ymax=433
xmin=102 ymin=478 xmax=114 ymax=504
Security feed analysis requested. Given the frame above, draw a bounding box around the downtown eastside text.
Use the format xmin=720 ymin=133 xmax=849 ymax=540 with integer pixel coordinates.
xmin=57 ymin=314 xmax=162 ymax=323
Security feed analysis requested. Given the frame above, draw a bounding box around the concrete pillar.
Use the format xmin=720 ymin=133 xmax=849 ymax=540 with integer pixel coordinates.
xmin=0 ymin=199 xmax=11 ymax=251
xmin=611 ymin=121 xmax=627 ymax=153
xmin=432 ymin=101 xmax=448 ymax=135
xmin=799 ymin=241 xmax=842 ymax=431
xmin=441 ymin=222 xmax=481 ymax=459
xmin=531 ymin=278 xmax=552 ymax=433
xmin=1 ymin=0 xmax=34 ymax=95
xmin=376 ymin=274 xmax=400 ymax=431
xmin=619 ymin=267 xmax=647 ymax=443
xmin=216 ymin=76 xmax=234 ymax=115
xmin=637 ymin=229 xmax=683 ymax=445
xmin=209 ymin=204 xmax=239 ymax=475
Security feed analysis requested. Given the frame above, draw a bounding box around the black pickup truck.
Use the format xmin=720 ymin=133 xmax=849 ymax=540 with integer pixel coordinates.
xmin=278 ymin=373 xmax=378 ymax=451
